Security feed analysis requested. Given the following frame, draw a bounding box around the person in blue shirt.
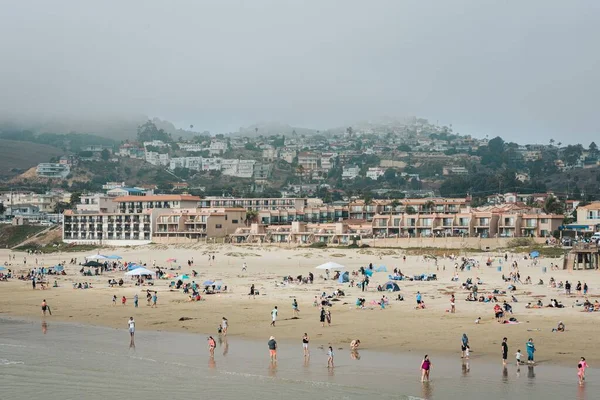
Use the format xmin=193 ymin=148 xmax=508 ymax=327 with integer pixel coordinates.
xmin=526 ymin=338 xmax=536 ymax=365
xmin=416 ymin=291 xmax=422 ymax=305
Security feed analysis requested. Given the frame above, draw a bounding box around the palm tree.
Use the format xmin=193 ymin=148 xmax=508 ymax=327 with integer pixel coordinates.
xmin=246 ymin=210 xmax=259 ymax=226
xmin=423 ymin=200 xmax=435 ymax=213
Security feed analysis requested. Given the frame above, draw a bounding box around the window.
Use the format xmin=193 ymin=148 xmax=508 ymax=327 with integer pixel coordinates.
xmin=215 ymin=224 xmax=222 ymax=229
xmin=541 ymin=218 xmax=548 ymax=223
xmin=232 ymin=219 xmax=239 ymax=224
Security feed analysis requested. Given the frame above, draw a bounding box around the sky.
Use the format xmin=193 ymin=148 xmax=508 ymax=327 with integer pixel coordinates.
xmin=0 ymin=0 xmax=599 ymax=144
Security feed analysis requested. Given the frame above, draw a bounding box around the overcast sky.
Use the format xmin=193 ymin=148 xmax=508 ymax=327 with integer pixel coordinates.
xmin=1 ymin=0 xmax=598 ymax=144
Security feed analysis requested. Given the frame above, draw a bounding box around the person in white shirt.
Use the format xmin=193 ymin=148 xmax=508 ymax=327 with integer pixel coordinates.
xmin=270 ymin=306 xmax=278 ymax=327
xmin=128 ymin=317 xmax=135 ymax=347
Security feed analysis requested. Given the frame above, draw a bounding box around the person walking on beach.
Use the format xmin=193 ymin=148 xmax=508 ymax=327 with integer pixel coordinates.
xmin=302 ymin=333 xmax=310 ymax=357
xmin=461 ymin=334 xmax=469 ymax=358
xmin=112 ymin=295 xmax=117 ymax=306
xmin=526 ymin=338 xmax=536 ymax=365
xmin=208 ymin=336 xmax=216 ymax=357
xmin=128 ymin=317 xmax=135 ymax=347
xmin=41 ymin=299 xmax=51 ymax=316
xmin=420 ymin=355 xmax=432 ymax=382
xmin=270 ymin=306 xmax=278 ymax=326
xmin=242 ymin=262 xmax=247 ymax=272
xmin=416 ymin=291 xmax=422 ymax=307
xmin=151 ymin=292 xmax=158 ymax=308
xmin=221 ymin=317 xmax=228 ymax=335
xmin=292 ymin=298 xmax=299 ymax=318
xmin=268 ymin=336 xmax=277 ymax=362
xmin=501 ymin=337 xmax=508 ymax=366
xmin=327 ymin=345 xmax=334 ymax=368
xmin=249 ymin=284 xmax=256 ymax=299
xmin=578 ymin=357 xmax=589 ymax=385
xmin=326 ymin=309 xmax=332 ymax=326
xmin=134 ymin=294 xmax=139 ymax=308
xmin=320 ymin=307 xmax=326 ymax=327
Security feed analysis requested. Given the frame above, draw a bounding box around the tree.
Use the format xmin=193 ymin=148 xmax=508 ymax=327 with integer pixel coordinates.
xmin=423 ymin=200 xmax=435 ymax=213
xmin=543 ymin=195 xmax=564 ymax=214
xmin=563 ymin=144 xmax=584 ymax=166
xmin=0 ymin=202 xmax=5 ymax=215
xmin=406 ymin=206 xmax=416 ymax=214
xmin=589 ymin=142 xmax=599 ymax=158
xmin=101 ymin=149 xmax=110 ymax=161
xmin=136 ymin=121 xmax=171 ymax=143
xmin=246 ymin=210 xmax=259 ymax=225
xmin=68 ymin=192 xmax=81 ymax=209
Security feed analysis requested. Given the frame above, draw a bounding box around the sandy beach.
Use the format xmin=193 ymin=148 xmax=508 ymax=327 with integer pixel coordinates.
xmin=1 ymin=244 xmax=598 ymax=366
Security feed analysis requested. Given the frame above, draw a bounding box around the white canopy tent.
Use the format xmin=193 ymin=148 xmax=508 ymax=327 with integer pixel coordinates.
xmin=315 ymin=262 xmax=346 ymax=270
xmin=125 ymin=268 xmax=156 ymax=277
xmin=86 ymin=254 xmax=107 ymax=260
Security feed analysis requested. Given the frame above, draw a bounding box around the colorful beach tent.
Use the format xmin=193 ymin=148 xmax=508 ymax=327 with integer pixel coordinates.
xmin=364 ymin=269 xmax=373 ymax=277
xmin=127 ymin=264 xmax=143 ymax=271
xmin=338 ymin=271 xmax=349 ymax=283
xmin=315 ymin=262 xmax=346 ymax=270
xmin=385 ymin=281 xmax=400 ymax=292
xmin=125 ymin=268 xmax=155 ymax=276
xmin=174 ymin=274 xmax=189 ymax=280
xmin=530 ymin=251 xmax=540 ymax=258
xmin=375 ymin=266 xmax=387 ymax=272
xmin=52 ymin=265 xmax=64 ymax=272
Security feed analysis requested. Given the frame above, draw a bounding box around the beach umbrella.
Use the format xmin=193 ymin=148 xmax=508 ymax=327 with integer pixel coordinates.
xmin=127 ymin=264 xmax=143 ymax=271
xmin=166 ymin=258 xmax=177 ymax=267
xmin=0 ymin=266 xmax=6 ymax=271
xmin=124 ymin=267 xmax=155 ymax=276
xmin=83 ymin=261 xmax=102 ymax=267
xmin=315 ymin=261 xmax=346 ymax=270
xmin=52 ymin=265 xmax=64 ymax=272
xmin=87 ymin=254 xmax=107 ymax=260
xmin=175 ymin=274 xmax=189 ymax=280
xmin=105 ymin=255 xmax=122 ymax=260
xmin=203 ymin=280 xmax=214 ymax=286
xmin=213 ymin=280 xmax=223 ymax=287
xmin=530 ymin=251 xmax=540 ymax=258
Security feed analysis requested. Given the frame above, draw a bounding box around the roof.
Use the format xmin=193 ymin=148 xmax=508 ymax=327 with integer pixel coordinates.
xmin=114 ymin=195 xmax=201 ymax=202
xmin=579 ymin=202 xmax=600 ymax=210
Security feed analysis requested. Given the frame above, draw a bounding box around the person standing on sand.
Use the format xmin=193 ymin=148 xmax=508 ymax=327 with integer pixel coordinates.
xmin=327 ymin=345 xmax=334 ymax=368
xmin=128 ymin=317 xmax=135 ymax=347
xmin=326 ymin=309 xmax=332 ymax=326
xmin=292 ymin=299 xmax=299 ymax=317
xmin=134 ymin=294 xmax=138 ymax=308
xmin=151 ymin=292 xmax=158 ymax=308
xmin=302 ymin=333 xmax=310 ymax=357
xmin=450 ymin=294 xmax=456 ymax=313
xmin=268 ymin=336 xmax=277 ymax=362
xmin=270 ymin=306 xmax=278 ymax=326
xmin=420 ymin=355 xmax=432 ymax=382
xmin=320 ymin=307 xmax=326 ymax=327
xmin=249 ymin=284 xmax=255 ymax=299
xmin=526 ymin=338 xmax=536 ymax=365
xmin=41 ymin=299 xmax=50 ymax=316
xmin=502 ymin=337 xmax=508 ymax=366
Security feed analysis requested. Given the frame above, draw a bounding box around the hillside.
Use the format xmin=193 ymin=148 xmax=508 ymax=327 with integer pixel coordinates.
xmin=0 ymin=139 xmax=63 ymax=176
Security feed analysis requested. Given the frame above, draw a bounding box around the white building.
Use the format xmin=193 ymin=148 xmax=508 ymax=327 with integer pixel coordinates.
xmin=169 ymin=157 xmax=203 ymax=171
xmin=36 ymin=163 xmax=70 ymax=179
xmin=279 ymin=149 xmax=297 ymax=164
xmin=262 ymin=147 xmax=278 ymax=161
xmin=77 ymin=193 xmax=119 ymax=213
xmin=145 ymin=151 xmax=170 ymax=166
xmin=143 ymin=140 xmax=169 ymax=148
xmin=342 ymin=165 xmax=360 ymax=180
xmin=178 ymin=143 xmax=205 ymax=152
xmin=208 ymin=141 xmax=227 ymax=156
xmin=320 ymin=153 xmax=337 ymax=172
xmin=366 ymin=167 xmax=385 ymax=180
xmin=222 ymin=159 xmax=255 ymax=178
xmin=201 ymin=158 xmax=222 ymax=171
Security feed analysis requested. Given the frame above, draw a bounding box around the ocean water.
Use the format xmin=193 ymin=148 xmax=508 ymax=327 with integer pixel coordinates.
xmin=0 ymin=317 xmax=595 ymax=400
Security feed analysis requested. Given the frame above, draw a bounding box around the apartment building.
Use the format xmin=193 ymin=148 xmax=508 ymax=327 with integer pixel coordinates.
xmin=114 ymin=195 xmax=201 ymax=213
xmin=520 ymin=214 xmax=563 ymax=237
xmin=570 ymin=202 xmax=600 ymax=232
xmin=320 ymin=153 xmax=337 ymax=172
xmin=279 ymin=149 xmax=297 ymax=164
xmin=201 ymin=157 xmax=222 ymax=171
xmin=221 ymin=159 xmax=255 ymax=178
xmin=153 ymin=208 xmax=246 ymax=243
xmin=298 ymin=152 xmax=319 ymax=171
xmin=63 ymin=209 xmax=153 ymax=245
xmin=169 ymin=156 xmax=203 ymax=171
xmin=342 ymin=165 xmax=360 ymax=180
xmin=257 ymin=205 xmax=348 ymax=225
xmin=77 ymin=193 xmax=119 ymax=213
xmin=145 ymin=151 xmax=170 ymax=166
xmin=347 ymin=198 xmax=470 ymax=221
xmin=178 ymin=143 xmax=204 ymax=152
xmin=366 ymin=167 xmax=385 ymax=180
xmin=208 ymin=141 xmax=227 ymax=156
xmin=200 ymin=197 xmax=307 ymax=211
xmin=36 ymin=163 xmax=70 ymax=179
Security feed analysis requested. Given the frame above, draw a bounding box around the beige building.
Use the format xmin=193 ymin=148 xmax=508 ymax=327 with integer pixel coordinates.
xmin=572 ymin=202 xmax=600 ymax=232
xmin=153 ymin=208 xmax=247 ymax=243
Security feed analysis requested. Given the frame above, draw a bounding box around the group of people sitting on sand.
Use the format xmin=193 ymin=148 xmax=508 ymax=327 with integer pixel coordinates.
xmin=73 ymin=282 xmax=93 ymax=289
xmin=576 ymin=298 xmax=600 ymax=312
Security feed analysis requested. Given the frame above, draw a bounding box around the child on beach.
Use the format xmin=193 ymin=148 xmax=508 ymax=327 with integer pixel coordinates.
xmin=464 ymin=345 xmax=470 ymax=359
xmin=122 ymin=296 xmax=127 ymax=306
xmin=208 ymin=336 xmax=216 ymax=356
xmin=112 ymin=295 xmax=117 ymax=305
xmin=578 ymin=357 xmax=589 ymax=385
xmin=516 ymin=349 xmax=522 ymax=365
xmin=327 ymin=345 xmax=334 ymax=368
